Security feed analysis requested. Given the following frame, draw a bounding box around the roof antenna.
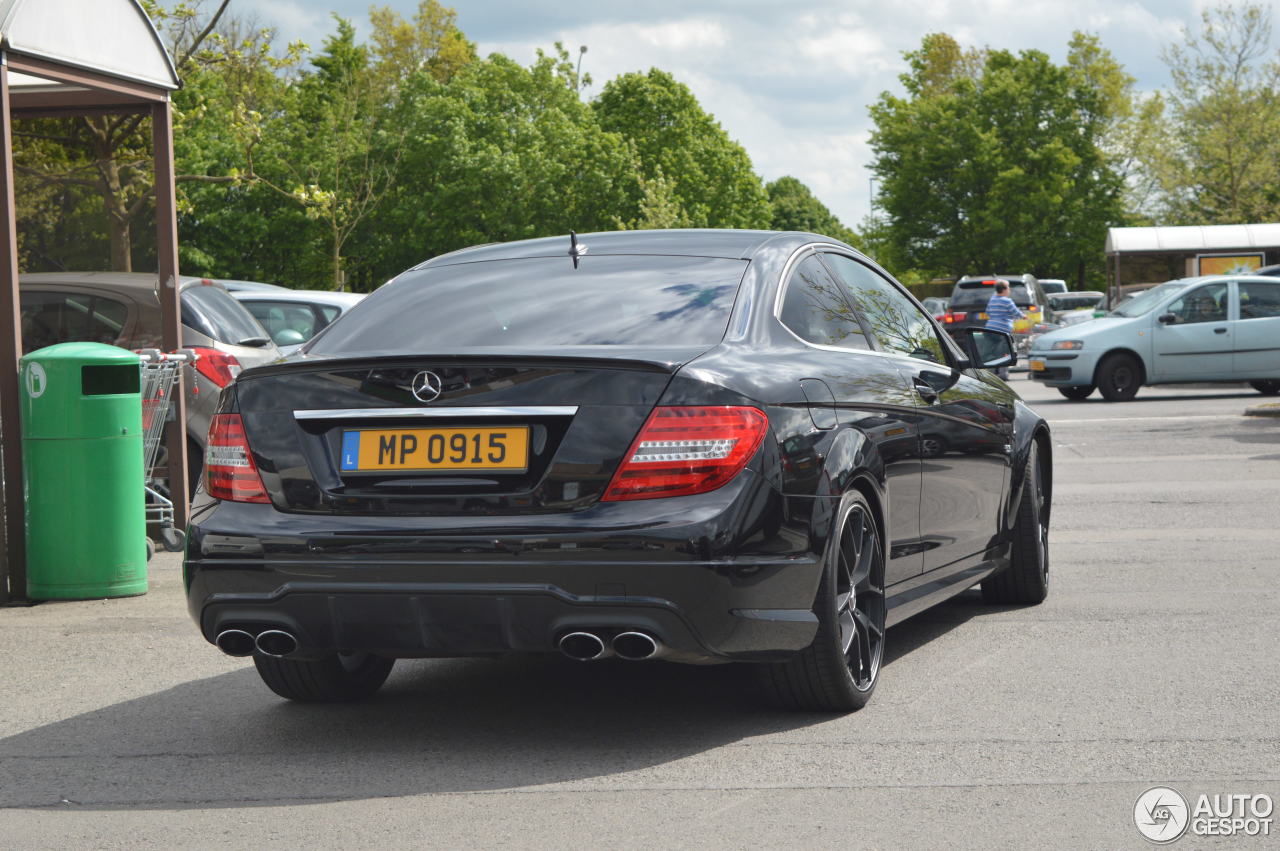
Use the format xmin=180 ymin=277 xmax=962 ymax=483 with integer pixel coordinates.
xmin=568 ymin=230 xmax=588 ymax=269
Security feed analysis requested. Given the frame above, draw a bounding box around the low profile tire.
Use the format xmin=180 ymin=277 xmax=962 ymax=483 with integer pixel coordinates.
xmin=983 ymin=442 xmax=1049 ymax=605
xmin=1250 ymin=380 xmax=1280 ymax=396
xmin=253 ymin=653 xmax=395 ymax=702
xmin=759 ymin=493 xmax=886 ymax=712
xmin=1057 ymin=385 xmax=1094 ymax=400
xmin=1096 ymin=353 xmax=1142 ymax=402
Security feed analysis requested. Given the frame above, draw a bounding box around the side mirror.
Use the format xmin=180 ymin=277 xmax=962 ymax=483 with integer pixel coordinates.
xmin=1157 ymin=312 xmax=1176 ymax=325
xmin=960 ymin=327 xmax=1016 ymax=371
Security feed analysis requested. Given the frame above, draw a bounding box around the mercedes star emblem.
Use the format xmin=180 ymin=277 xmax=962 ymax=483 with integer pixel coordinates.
xmin=411 ymin=370 xmax=443 ymax=403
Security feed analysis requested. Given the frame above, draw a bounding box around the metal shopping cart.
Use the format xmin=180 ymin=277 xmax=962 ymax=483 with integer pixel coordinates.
xmin=138 ymin=348 xmax=196 ymax=559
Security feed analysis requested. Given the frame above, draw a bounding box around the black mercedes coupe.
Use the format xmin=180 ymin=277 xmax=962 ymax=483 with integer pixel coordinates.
xmin=186 ymin=229 xmax=1052 ymax=712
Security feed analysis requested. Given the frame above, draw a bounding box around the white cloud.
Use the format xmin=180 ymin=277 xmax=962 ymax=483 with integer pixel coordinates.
xmin=630 ymin=19 xmax=729 ymax=50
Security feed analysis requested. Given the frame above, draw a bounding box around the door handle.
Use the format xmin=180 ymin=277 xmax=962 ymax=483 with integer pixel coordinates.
xmin=1214 ymin=327 xmax=1228 ymax=334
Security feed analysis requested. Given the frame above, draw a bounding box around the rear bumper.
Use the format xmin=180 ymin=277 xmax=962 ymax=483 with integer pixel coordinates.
xmin=185 ymin=473 xmax=827 ymax=662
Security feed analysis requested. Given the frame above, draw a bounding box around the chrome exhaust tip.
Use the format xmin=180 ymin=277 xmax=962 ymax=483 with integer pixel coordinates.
xmin=558 ymin=631 xmax=606 ymax=661
xmin=214 ymin=629 xmax=256 ymax=657
xmin=255 ymin=629 xmax=299 ymax=658
xmin=612 ymin=631 xmax=659 ymax=661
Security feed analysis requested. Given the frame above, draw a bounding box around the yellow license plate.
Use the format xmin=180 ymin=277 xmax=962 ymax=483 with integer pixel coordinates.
xmin=1029 ymin=359 xmax=1046 ymax=371
xmin=340 ymin=427 xmax=529 ymax=472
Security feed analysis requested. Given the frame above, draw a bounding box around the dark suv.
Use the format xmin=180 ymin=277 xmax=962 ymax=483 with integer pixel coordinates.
xmin=943 ymin=274 xmax=1048 ymax=354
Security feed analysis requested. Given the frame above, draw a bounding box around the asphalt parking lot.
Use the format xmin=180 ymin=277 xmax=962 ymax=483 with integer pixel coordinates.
xmin=2 ymin=376 xmax=1278 ymax=848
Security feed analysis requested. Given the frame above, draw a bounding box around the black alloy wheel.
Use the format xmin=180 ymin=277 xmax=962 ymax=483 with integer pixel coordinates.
xmin=1250 ymin=380 xmax=1280 ymax=396
xmin=760 ymin=493 xmax=886 ymax=712
xmin=1096 ymin=353 xmax=1142 ymax=402
xmin=254 ymin=652 xmax=395 ymax=702
xmin=1058 ymin=385 xmax=1094 ymax=401
xmin=982 ymin=442 xmax=1049 ymax=605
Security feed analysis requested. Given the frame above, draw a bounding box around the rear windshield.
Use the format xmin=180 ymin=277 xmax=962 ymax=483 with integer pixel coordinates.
xmin=181 ymin=285 xmax=268 ymax=344
xmin=951 ymin=281 xmax=1031 ymax=308
xmin=308 ymin=255 xmax=748 ymax=354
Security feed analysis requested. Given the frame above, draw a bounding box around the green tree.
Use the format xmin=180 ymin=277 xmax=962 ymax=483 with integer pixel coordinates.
xmin=594 ymin=69 xmax=771 ymax=229
xmin=366 ymin=50 xmax=638 ymax=279
xmin=1151 ymin=2 xmax=1280 ymax=223
xmin=224 ymin=16 xmax=409 ymax=289
xmin=169 ymin=13 xmax=311 ymax=283
xmin=766 ymin=176 xmax=862 ymax=246
xmin=1066 ymin=32 xmax=1167 ymax=224
xmin=368 ymin=0 xmax=476 ymax=88
xmin=868 ymin=35 xmax=1125 ymax=287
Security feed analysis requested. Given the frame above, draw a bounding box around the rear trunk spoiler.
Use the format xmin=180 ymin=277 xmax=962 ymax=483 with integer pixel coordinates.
xmin=238 ymin=346 xmax=714 ymax=381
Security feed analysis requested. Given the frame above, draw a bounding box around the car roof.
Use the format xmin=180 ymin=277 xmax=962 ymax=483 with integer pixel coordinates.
xmin=20 ymin=271 xmax=229 ymax=293
xmin=233 ymin=289 xmax=364 ymax=307
xmin=217 ymin=279 xmax=290 ymax=292
xmin=417 ymin=229 xmax=797 ymax=268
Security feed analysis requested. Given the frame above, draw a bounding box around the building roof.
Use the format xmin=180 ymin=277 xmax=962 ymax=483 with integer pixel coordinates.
xmin=1 ymin=0 xmax=179 ymax=91
xmin=1106 ymin=223 xmax=1280 ymax=255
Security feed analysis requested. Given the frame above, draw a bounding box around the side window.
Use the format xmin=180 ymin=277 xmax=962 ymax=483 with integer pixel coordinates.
xmin=1238 ymin=280 xmax=1280 ymax=319
xmin=245 ymin=301 xmax=322 ymax=341
xmin=778 ymin=255 xmax=872 ymax=350
xmin=1165 ymin=282 xmax=1228 ymax=324
xmin=821 ymin=254 xmax=945 ymax=363
xmin=19 ymin=291 xmax=127 ymax=353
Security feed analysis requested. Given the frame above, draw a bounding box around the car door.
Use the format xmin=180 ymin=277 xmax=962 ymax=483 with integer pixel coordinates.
xmin=1233 ymin=279 xmax=1280 ymax=377
xmin=775 ymin=252 xmax=925 ymax=585
xmin=1150 ymin=281 xmax=1233 ymax=380
xmin=819 ymin=253 xmax=1012 ymax=574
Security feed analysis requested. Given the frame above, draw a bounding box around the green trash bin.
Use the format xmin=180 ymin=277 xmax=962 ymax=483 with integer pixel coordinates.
xmin=20 ymin=342 xmax=147 ymax=600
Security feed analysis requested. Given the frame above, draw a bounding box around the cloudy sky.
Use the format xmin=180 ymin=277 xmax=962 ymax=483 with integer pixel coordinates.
xmin=234 ymin=1 xmax=1277 ymax=228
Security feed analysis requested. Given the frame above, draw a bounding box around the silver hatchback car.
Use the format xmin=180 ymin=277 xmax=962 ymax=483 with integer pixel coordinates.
xmin=1029 ymin=275 xmax=1280 ymax=401
xmin=19 ymin=273 xmax=282 ymax=487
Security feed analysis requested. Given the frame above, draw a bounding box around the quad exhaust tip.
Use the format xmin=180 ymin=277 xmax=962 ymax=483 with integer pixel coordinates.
xmin=254 ymin=630 xmax=299 ymax=658
xmin=214 ymin=629 xmax=256 ymax=657
xmin=612 ymin=631 xmax=659 ymax=661
xmin=558 ymin=631 xmax=606 ymax=661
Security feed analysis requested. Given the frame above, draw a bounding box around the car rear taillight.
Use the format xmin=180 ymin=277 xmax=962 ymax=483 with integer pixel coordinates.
xmin=945 ymin=311 xmax=966 ymax=324
xmin=188 ymin=346 xmax=242 ymax=388
xmin=603 ymin=406 xmax=769 ymax=501
xmin=206 ymin=414 xmax=270 ymax=503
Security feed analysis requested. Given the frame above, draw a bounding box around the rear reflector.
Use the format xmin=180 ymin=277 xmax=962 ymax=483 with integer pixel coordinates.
xmin=206 ymin=414 xmax=270 ymax=503
xmin=188 ymin=346 xmax=242 ymax=388
xmin=603 ymin=406 xmax=768 ymax=501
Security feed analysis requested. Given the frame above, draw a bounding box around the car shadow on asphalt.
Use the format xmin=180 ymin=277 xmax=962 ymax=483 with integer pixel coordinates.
xmin=0 ymin=591 xmax=1005 ymax=811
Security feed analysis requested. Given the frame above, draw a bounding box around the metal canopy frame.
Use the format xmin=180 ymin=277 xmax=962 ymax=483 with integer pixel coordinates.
xmin=1 ymin=18 xmax=183 ymax=602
